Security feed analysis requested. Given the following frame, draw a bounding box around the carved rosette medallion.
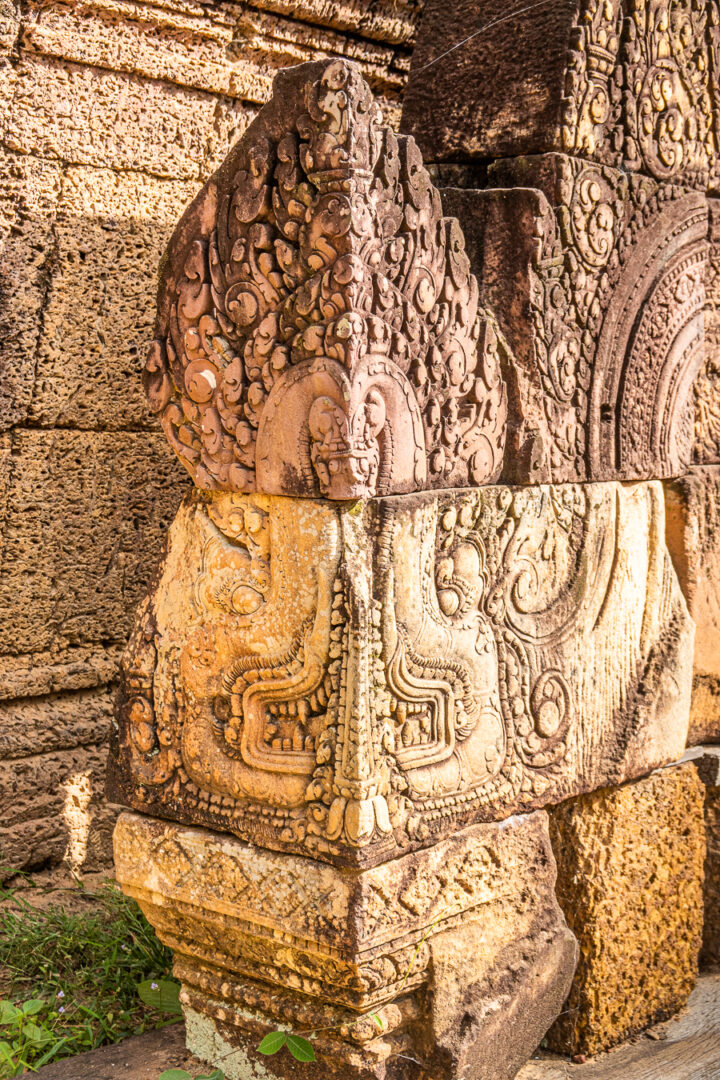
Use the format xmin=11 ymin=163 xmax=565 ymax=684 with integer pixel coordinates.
xmin=144 ymin=60 xmax=507 ymax=500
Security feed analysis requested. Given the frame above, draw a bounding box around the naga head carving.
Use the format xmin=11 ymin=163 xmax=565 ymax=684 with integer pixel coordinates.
xmin=145 ymin=59 xmax=507 ymax=498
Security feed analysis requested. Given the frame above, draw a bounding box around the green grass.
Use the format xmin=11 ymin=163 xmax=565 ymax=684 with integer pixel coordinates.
xmin=0 ymin=877 xmax=176 ymax=1076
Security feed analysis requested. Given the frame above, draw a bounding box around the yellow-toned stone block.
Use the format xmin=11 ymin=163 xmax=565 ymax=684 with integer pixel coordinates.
xmin=114 ymin=809 xmax=577 ymax=1080
xmin=666 ymin=466 xmax=720 ymax=745
xmin=691 ymin=748 xmax=720 ymax=968
xmin=547 ymin=763 xmax=705 ymax=1056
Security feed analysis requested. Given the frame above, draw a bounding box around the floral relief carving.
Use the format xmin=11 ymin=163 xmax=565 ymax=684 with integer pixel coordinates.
xmin=144 ymin=60 xmax=507 ymax=499
xmin=695 ymin=197 xmax=720 ymax=463
xmin=562 ymin=0 xmax=720 ymax=186
xmin=108 ymin=479 xmax=692 ymax=865
xmin=489 ymin=153 xmax=708 ymax=482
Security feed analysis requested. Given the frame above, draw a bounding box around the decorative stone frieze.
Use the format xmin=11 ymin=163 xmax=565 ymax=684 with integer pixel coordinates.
xmin=114 ymin=809 xmax=577 ymax=1080
xmin=107 ymin=479 xmax=693 ymax=866
xmin=697 ymin=198 xmax=720 ymax=464
xmin=444 ymin=155 xmax=709 ymax=484
xmin=402 ymin=0 xmax=720 ymax=192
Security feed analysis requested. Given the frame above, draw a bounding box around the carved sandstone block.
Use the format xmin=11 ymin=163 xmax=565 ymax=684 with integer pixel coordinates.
xmin=696 ymin=197 xmax=720 ymax=463
xmin=144 ymin=59 xmax=508 ymax=498
xmin=444 ymin=153 xmax=708 ymax=483
xmin=402 ymin=0 xmax=720 ymax=191
xmin=28 ymin=166 xmax=199 ymax=431
xmin=4 ymin=56 xmax=251 ymax=182
xmin=665 ymin=466 xmax=720 ymax=744
xmin=0 ymin=735 xmax=115 ymax=878
xmin=107 ymin=480 xmax=693 ymax=866
xmin=547 ymin=762 xmax=705 ymax=1056
xmin=0 ymin=148 xmax=64 ymax=430
xmin=114 ymin=809 xmax=577 ymax=1080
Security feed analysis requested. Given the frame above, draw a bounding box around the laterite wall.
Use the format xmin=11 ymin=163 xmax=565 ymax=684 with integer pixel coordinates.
xmin=0 ymin=0 xmax=421 ymax=875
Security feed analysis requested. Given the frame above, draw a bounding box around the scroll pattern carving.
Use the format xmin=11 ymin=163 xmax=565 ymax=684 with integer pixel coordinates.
xmin=145 ymin=60 xmax=506 ymax=499
xmin=108 ymin=482 xmax=691 ymax=865
xmin=115 ymin=809 xmax=564 ymax=1010
xmin=493 ymin=154 xmax=708 ymax=481
xmin=562 ymin=0 xmax=720 ymax=187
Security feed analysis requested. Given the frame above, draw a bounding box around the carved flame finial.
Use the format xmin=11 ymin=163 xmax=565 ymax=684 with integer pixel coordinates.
xmin=145 ymin=59 xmax=507 ymax=499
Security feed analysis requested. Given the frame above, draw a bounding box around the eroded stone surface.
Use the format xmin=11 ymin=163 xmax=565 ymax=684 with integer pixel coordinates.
xmin=114 ymin=809 xmax=577 ymax=1080
xmin=444 ymin=155 xmax=708 ymax=484
xmin=704 ymin=786 xmax=720 ymax=969
xmin=108 ymin=481 xmax=692 ymax=866
xmin=0 ymin=430 xmax=188 ymax=657
xmin=403 ymin=0 xmax=720 ymax=191
xmin=28 ymin=166 xmax=199 ymax=431
xmin=0 ymin=697 xmax=118 ymax=877
xmin=146 ymin=59 xmax=508 ymax=498
xmin=665 ymin=466 xmax=720 ymax=744
xmin=697 ymin=198 xmax=720 ymax=464
xmin=547 ymin=763 xmax=705 ymax=1057
xmin=689 ymin=747 xmax=720 ymax=968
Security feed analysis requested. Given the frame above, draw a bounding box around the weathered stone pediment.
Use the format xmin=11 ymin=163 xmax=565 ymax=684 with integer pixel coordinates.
xmin=446 ymin=156 xmax=709 ymax=483
xmin=145 ymin=60 xmax=507 ymax=499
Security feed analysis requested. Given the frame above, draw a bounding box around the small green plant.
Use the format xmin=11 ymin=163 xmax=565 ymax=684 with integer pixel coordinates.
xmin=258 ymin=1030 xmax=316 ymax=1062
xmin=0 ymin=875 xmax=175 ymax=1075
xmin=0 ymin=998 xmax=64 ymax=1077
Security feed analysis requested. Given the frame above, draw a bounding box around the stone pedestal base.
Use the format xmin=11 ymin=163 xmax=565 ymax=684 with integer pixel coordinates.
xmin=114 ymin=810 xmax=577 ymax=1080
xmin=547 ymin=763 xmax=705 ymax=1056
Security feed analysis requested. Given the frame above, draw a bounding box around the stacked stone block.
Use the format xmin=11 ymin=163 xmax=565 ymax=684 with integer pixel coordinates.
xmin=402 ymin=0 xmax=720 ymax=1061
xmin=107 ymin=6 xmax=715 ymax=1067
xmin=0 ymin=0 xmax=420 ymax=876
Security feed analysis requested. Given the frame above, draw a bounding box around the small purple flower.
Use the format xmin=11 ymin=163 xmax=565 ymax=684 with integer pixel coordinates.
xmin=121 ymin=944 xmax=129 ymax=952
xmin=58 ymin=1006 xmax=65 ymax=1015
xmin=56 ymin=991 xmax=65 ymax=1000
xmin=150 ymin=983 xmax=159 ymax=991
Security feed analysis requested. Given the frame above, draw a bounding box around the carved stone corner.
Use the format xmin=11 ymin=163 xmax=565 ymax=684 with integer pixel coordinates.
xmin=444 ymin=154 xmax=709 ymax=484
xmin=403 ymin=0 xmax=720 ymax=191
xmin=107 ymin=480 xmax=693 ymax=865
xmin=145 ymin=58 xmax=507 ymax=500
xmin=113 ymin=809 xmax=577 ymax=1080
